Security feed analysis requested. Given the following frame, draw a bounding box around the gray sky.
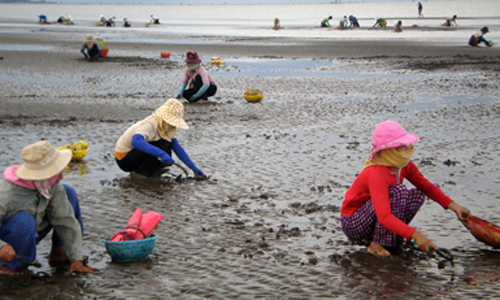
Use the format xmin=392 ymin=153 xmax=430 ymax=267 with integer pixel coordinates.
xmin=50 ymin=0 xmax=461 ymax=5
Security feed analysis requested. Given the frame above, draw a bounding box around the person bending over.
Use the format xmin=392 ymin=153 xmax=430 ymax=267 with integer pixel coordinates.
xmin=321 ymin=16 xmax=333 ymax=27
xmin=441 ymin=15 xmax=457 ymax=27
xmin=373 ymin=18 xmax=387 ymax=28
xmin=114 ymin=98 xmax=207 ymax=179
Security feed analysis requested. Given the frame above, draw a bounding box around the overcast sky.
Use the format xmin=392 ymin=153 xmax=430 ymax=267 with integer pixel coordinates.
xmin=50 ymin=0 xmax=463 ymax=5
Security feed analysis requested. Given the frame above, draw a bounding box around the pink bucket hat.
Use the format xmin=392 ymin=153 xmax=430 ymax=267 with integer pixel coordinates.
xmin=368 ymin=121 xmax=421 ymax=161
xmin=184 ymin=51 xmax=201 ymax=64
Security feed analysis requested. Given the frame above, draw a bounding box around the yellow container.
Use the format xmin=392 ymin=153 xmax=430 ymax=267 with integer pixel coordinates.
xmin=57 ymin=140 xmax=89 ymax=161
xmin=243 ymin=89 xmax=264 ymax=103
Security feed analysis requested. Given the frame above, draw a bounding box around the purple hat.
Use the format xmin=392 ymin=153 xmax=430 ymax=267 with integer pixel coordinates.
xmin=184 ymin=51 xmax=201 ymax=64
xmin=368 ymin=121 xmax=421 ymax=161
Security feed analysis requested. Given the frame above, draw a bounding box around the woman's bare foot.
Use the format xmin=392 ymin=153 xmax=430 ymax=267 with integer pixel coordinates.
xmin=195 ymin=99 xmax=208 ymax=104
xmin=0 ymin=265 xmax=32 ymax=275
xmin=367 ymin=242 xmax=391 ymax=258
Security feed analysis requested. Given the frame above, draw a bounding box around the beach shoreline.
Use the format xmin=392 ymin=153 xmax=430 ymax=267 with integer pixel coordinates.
xmin=1 ymin=12 xmax=500 ymax=300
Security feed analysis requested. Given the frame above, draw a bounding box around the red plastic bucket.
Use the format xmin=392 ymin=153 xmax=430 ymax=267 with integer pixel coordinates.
xmin=467 ymin=215 xmax=500 ymax=248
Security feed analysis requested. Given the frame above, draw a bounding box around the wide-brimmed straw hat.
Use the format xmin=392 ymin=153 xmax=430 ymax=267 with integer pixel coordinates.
xmin=16 ymin=140 xmax=72 ymax=180
xmin=368 ymin=121 xmax=421 ymax=160
xmin=85 ymin=34 xmax=94 ymax=42
xmin=184 ymin=51 xmax=202 ymax=64
xmin=154 ymin=98 xmax=188 ymax=130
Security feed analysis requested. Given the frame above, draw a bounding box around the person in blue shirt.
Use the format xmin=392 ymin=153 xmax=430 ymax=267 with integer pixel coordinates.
xmin=349 ymin=15 xmax=360 ymax=28
xmin=38 ymin=14 xmax=48 ymax=23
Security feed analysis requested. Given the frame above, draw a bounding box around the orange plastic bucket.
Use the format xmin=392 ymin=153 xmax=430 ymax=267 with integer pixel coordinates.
xmin=467 ymin=215 xmax=500 ymax=248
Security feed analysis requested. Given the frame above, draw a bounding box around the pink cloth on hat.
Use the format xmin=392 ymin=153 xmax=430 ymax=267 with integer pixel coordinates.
xmin=368 ymin=121 xmax=421 ymax=161
xmin=3 ymin=165 xmax=62 ymax=190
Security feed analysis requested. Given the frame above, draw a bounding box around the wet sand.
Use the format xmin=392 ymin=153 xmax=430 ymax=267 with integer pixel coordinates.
xmin=1 ymin=27 xmax=500 ymax=299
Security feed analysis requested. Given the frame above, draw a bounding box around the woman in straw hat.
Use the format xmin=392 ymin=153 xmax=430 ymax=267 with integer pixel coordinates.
xmin=0 ymin=141 xmax=98 ymax=275
xmin=177 ymin=51 xmax=218 ymax=104
xmin=114 ymin=98 xmax=206 ymax=179
xmin=340 ymin=121 xmax=470 ymax=257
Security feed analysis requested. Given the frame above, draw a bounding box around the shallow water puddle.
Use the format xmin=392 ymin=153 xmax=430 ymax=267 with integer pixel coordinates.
xmin=0 ymin=44 xmax=50 ymax=51
xmin=211 ymin=58 xmax=401 ymax=79
xmin=398 ymin=94 xmax=499 ymax=114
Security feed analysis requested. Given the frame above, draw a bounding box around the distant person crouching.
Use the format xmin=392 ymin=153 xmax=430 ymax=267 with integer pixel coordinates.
xmin=321 ymin=16 xmax=333 ymax=27
xmin=394 ymin=20 xmax=403 ymax=32
xmin=178 ymin=51 xmax=218 ymax=104
xmin=149 ymin=14 xmax=160 ymax=25
xmin=349 ymin=15 xmax=360 ymax=28
xmin=123 ymin=17 xmax=131 ymax=27
xmin=469 ymin=27 xmax=493 ymax=47
xmin=57 ymin=14 xmax=67 ymax=24
xmin=80 ymin=34 xmax=101 ymax=61
xmin=441 ymin=15 xmax=457 ymax=27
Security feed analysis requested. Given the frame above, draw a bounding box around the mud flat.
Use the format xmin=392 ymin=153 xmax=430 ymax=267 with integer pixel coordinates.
xmin=1 ymin=28 xmax=500 ymax=299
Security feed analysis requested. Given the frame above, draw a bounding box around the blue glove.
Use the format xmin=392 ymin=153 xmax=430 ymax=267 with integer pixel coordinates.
xmin=81 ymin=49 xmax=88 ymax=59
xmin=131 ymin=134 xmax=174 ymax=165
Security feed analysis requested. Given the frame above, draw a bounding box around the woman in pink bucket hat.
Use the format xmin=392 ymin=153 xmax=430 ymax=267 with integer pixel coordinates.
xmin=340 ymin=121 xmax=470 ymax=257
xmin=177 ymin=51 xmax=218 ymax=104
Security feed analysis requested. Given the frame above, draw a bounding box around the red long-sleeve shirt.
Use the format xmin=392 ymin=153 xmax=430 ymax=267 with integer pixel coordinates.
xmin=341 ymin=161 xmax=453 ymax=240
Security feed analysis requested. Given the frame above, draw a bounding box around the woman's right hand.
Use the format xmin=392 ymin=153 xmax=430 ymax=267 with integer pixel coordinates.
xmin=412 ymin=230 xmax=436 ymax=252
xmin=0 ymin=244 xmax=16 ymax=262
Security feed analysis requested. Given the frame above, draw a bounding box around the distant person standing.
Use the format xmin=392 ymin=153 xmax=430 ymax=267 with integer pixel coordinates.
xmin=349 ymin=15 xmax=360 ymax=28
xmin=321 ymin=16 xmax=333 ymax=27
xmin=469 ymin=27 xmax=493 ymax=47
xmin=273 ymin=17 xmax=281 ymax=30
xmin=418 ymin=2 xmax=423 ymax=18
xmin=441 ymin=15 xmax=457 ymax=26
